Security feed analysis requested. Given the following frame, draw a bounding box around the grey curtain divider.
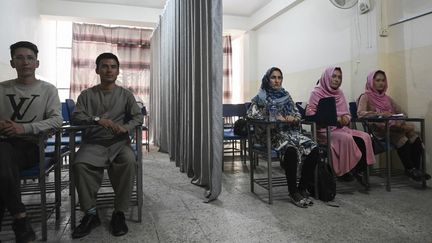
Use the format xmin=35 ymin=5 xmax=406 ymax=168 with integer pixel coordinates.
xmin=150 ymin=0 xmax=222 ymax=201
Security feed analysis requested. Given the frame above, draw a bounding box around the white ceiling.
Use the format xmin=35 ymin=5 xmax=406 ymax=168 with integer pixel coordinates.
xmin=63 ymin=0 xmax=166 ymax=9
xmin=62 ymin=0 xmax=272 ymax=17
xmin=224 ymin=0 xmax=271 ymax=16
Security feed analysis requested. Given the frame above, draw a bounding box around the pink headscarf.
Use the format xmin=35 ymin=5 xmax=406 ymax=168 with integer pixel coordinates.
xmin=309 ymin=66 xmax=350 ymax=117
xmin=364 ymin=70 xmax=393 ymax=112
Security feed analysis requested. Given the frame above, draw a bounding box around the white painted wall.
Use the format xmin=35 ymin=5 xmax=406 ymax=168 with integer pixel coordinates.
xmin=242 ymin=31 xmax=257 ymax=101
xmin=387 ymin=0 xmax=432 ymax=26
xmin=0 ymin=0 xmax=41 ymax=81
xmin=385 ymin=0 xmax=432 ymax=53
xmin=384 ymin=0 xmax=432 ymax=115
xmin=255 ymin=0 xmax=352 ymax=71
xmin=224 ymin=0 xmax=302 ymax=32
xmin=244 ymin=0 xmax=380 ymax=103
xmin=224 ymin=15 xmax=249 ymax=30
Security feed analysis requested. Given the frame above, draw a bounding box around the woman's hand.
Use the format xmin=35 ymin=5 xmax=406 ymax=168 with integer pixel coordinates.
xmin=276 ymin=114 xmax=285 ymax=122
xmin=337 ymin=115 xmax=350 ymax=127
xmin=285 ymin=115 xmax=298 ymax=123
xmin=276 ymin=115 xmax=298 ymax=124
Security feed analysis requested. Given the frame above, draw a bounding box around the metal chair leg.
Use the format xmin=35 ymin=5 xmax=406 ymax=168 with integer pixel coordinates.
xmin=69 ymin=131 xmax=77 ymax=230
xmin=136 ymin=127 xmax=143 ymax=222
xmin=55 ymin=131 xmax=61 ymax=221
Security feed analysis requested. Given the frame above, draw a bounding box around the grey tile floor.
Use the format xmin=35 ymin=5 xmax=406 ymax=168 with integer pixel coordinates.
xmin=1 ymin=150 xmax=432 ymax=242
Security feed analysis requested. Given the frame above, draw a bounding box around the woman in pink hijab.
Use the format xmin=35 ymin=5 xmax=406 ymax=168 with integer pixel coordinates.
xmin=357 ymin=70 xmax=430 ymax=181
xmin=306 ymin=67 xmax=375 ymax=188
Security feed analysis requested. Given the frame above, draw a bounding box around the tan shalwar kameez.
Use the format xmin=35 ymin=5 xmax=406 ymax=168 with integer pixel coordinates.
xmin=72 ymin=85 xmax=143 ymax=212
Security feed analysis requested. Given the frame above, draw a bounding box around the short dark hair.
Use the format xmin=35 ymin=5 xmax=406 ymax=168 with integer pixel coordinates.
xmin=10 ymin=41 xmax=39 ymax=58
xmin=95 ymin=53 xmax=120 ymax=69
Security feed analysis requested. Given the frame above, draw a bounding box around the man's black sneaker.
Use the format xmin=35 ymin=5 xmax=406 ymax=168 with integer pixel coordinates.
xmin=72 ymin=212 xmax=101 ymax=239
xmin=110 ymin=211 xmax=128 ymax=236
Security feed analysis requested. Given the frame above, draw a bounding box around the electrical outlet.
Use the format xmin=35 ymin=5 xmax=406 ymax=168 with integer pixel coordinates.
xmin=379 ymin=28 xmax=389 ymax=37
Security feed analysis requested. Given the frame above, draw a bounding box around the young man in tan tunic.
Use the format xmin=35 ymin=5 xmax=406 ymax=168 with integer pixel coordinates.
xmin=71 ymin=53 xmax=143 ymax=239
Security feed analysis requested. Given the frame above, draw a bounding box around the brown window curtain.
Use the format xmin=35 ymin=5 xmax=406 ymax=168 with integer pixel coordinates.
xmin=223 ymin=35 xmax=233 ymax=104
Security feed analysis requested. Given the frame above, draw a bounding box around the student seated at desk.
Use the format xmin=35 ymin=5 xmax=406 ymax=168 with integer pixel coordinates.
xmin=71 ymin=53 xmax=143 ymax=239
xmin=306 ymin=67 xmax=375 ymax=188
xmin=357 ymin=70 xmax=431 ymax=181
xmin=247 ymin=67 xmax=319 ymax=208
xmin=0 ymin=41 xmax=63 ymax=243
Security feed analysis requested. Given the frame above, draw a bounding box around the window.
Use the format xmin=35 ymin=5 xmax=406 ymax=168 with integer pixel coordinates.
xmin=232 ymin=35 xmax=244 ymax=103
xmin=39 ymin=19 xmax=72 ymax=102
xmin=55 ymin=21 xmax=72 ymax=102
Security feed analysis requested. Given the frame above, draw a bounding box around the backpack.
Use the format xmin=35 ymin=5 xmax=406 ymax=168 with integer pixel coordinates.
xmin=233 ymin=118 xmax=248 ymax=136
xmin=316 ymin=160 xmax=336 ymax=201
xmin=309 ymin=151 xmax=336 ymax=202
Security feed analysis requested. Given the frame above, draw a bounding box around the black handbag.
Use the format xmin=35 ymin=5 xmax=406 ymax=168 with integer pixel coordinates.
xmin=233 ymin=118 xmax=248 ymax=136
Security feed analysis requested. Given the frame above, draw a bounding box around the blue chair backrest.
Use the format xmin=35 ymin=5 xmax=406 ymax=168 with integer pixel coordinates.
xmin=223 ymin=104 xmax=247 ymax=130
xmin=65 ymin=99 xmax=76 ymax=120
xmin=61 ymin=102 xmax=70 ymax=122
xmin=349 ymin=102 xmax=358 ymax=119
xmin=295 ymin=102 xmax=307 ymax=119
xmin=244 ymin=102 xmax=252 ymax=112
xmin=223 ymin=104 xmax=247 ymax=118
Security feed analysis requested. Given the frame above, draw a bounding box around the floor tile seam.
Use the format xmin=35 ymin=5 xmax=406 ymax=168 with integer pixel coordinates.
xmin=182 ymin=198 xmax=234 ymax=242
xmin=185 ymin=205 xmax=280 ymax=223
xmin=148 ymin=212 xmax=161 ymax=243
xmin=142 ymin=207 xmax=193 ymax=214
xmin=332 ymin=198 xmax=422 ymax=235
xmin=149 ymin=210 xmax=208 ymax=243
xmin=179 ymin=196 xmax=272 ymax=211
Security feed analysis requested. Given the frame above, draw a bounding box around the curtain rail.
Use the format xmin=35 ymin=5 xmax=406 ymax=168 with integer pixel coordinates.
xmin=389 ymin=10 xmax=432 ymax=27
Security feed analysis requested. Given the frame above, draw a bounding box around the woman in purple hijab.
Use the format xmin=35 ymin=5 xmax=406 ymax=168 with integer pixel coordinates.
xmin=357 ymin=70 xmax=430 ymax=181
xmin=307 ymin=67 xmax=375 ymax=188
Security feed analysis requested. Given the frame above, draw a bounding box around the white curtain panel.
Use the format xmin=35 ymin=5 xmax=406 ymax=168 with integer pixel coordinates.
xmin=150 ymin=0 xmax=222 ymax=201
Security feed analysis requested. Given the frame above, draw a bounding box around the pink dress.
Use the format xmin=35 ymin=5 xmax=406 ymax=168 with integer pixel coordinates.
xmin=307 ymin=67 xmax=376 ymax=176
